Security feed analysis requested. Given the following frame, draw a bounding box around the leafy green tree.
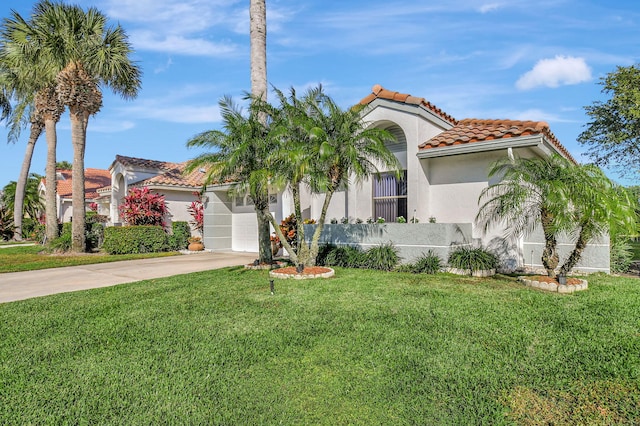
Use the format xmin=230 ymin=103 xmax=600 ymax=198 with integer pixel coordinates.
xmin=1 ymin=173 xmax=44 ymax=224
xmin=262 ymin=86 xmax=400 ymax=267
xmin=11 ymin=1 xmax=141 ymax=252
xmin=476 ymin=155 xmax=577 ymax=279
xmin=186 ymin=95 xmax=275 ymax=264
xmin=578 ymin=64 xmax=640 ymax=177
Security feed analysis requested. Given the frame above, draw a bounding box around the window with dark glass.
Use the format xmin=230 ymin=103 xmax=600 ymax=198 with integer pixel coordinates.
xmin=373 ymin=171 xmax=407 ymax=222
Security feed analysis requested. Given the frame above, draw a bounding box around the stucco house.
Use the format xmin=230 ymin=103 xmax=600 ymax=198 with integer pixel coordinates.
xmin=202 ymin=84 xmax=608 ymax=273
xmin=41 ymin=155 xmax=205 ymax=234
xmin=39 ymin=168 xmax=111 ymax=223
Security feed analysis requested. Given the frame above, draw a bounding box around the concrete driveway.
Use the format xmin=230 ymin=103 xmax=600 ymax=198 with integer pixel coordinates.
xmin=0 ymin=251 xmax=257 ymax=304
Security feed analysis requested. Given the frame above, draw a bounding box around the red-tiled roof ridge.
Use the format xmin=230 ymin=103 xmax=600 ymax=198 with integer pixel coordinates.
xmin=138 ymin=162 xmax=207 ymax=188
xmin=359 ymin=84 xmax=457 ymax=125
xmin=112 ymin=154 xmax=176 ymax=171
xmin=419 ymin=118 xmax=576 ymax=163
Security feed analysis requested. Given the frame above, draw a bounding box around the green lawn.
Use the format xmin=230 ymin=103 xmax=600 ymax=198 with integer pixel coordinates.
xmin=0 ymin=245 xmax=179 ymax=273
xmin=1 ymin=268 xmax=638 ymax=424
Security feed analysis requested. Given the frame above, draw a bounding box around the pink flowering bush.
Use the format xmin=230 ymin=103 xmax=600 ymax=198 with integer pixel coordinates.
xmin=187 ymin=192 xmax=204 ymax=234
xmin=119 ymin=187 xmax=168 ymax=227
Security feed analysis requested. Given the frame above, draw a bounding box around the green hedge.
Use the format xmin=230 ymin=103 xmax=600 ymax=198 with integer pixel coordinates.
xmin=168 ymin=221 xmax=191 ymax=251
xmin=103 ymin=226 xmax=168 ymax=254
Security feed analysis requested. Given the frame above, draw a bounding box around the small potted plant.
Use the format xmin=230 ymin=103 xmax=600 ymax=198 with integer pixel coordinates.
xmin=187 ymin=236 xmax=204 ymax=251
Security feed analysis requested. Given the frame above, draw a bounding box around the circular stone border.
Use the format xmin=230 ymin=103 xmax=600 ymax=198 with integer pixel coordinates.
xmin=518 ymin=276 xmax=588 ymax=293
xmin=269 ymin=266 xmax=335 ymax=280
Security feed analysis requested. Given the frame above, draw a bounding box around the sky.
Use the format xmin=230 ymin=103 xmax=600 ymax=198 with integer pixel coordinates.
xmin=1 ymin=0 xmax=639 ymax=189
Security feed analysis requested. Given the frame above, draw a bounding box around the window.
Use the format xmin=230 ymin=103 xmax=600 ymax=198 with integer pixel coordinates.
xmin=373 ymin=171 xmax=407 ymax=222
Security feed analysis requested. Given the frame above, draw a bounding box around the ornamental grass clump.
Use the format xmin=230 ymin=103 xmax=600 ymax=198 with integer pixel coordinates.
xmin=410 ymin=250 xmax=443 ymax=274
xmin=448 ymin=246 xmax=499 ymax=273
xmin=364 ymin=243 xmax=400 ymax=271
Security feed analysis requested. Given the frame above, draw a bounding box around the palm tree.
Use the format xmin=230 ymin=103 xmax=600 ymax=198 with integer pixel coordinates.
xmin=23 ymin=1 xmax=141 ymax=252
xmin=2 ymin=173 xmax=45 ymax=222
xmin=263 ymin=86 xmax=400 ymax=267
xmin=186 ymin=95 xmax=275 ymax=264
xmin=558 ymin=165 xmax=637 ymax=275
xmin=476 ymin=155 xmax=580 ymax=279
xmin=0 ymin=13 xmax=64 ymax=243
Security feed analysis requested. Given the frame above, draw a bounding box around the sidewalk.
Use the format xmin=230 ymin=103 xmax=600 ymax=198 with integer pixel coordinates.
xmin=0 ymin=251 xmax=257 ymax=304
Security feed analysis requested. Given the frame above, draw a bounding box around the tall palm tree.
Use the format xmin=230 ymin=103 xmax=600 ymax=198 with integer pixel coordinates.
xmin=249 ymin=0 xmax=271 ymax=262
xmin=0 ymin=13 xmax=64 ymax=243
xmin=476 ymin=155 xmax=579 ymax=279
xmin=186 ymin=95 xmax=275 ymax=264
xmin=24 ymin=1 xmax=141 ymax=252
xmin=263 ymin=86 xmax=400 ymax=267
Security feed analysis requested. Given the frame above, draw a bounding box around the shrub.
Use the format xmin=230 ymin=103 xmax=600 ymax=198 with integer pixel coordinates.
xmin=316 ymin=243 xmax=337 ymax=266
xmin=411 ymin=250 xmax=443 ymax=274
xmin=49 ymin=223 xmax=72 ymax=251
xmin=102 ymin=226 xmax=168 ymax=254
xmin=448 ymin=246 xmax=499 ymax=273
xmin=324 ymin=245 xmax=365 ymax=268
xmin=119 ymin=187 xmax=168 ymax=227
xmin=610 ymin=238 xmax=633 ymax=274
xmin=187 ymin=192 xmax=204 ymax=234
xmin=170 ymin=221 xmax=191 ymax=251
xmin=364 ymin=243 xmax=400 ymax=271
xmin=0 ymin=205 xmax=13 ymax=241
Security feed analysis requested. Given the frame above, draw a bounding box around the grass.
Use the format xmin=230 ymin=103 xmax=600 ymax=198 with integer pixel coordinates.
xmin=1 ymin=269 xmax=639 ymax=424
xmin=0 ymin=245 xmax=179 ymax=273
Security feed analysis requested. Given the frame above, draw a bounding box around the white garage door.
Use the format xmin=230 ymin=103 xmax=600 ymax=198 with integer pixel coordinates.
xmin=232 ymin=213 xmax=259 ymax=252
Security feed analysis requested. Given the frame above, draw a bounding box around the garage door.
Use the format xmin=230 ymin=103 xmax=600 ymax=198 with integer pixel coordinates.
xmin=232 ymin=212 xmax=259 ymax=252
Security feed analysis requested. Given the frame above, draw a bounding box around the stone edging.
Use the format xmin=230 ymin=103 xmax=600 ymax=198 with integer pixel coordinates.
xmin=269 ymin=268 xmax=335 ymax=280
xmin=518 ymin=277 xmax=588 ymax=293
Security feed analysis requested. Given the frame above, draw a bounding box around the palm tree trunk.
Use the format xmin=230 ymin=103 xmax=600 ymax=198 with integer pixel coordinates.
xmin=13 ymin=122 xmax=43 ymax=240
xmin=44 ymin=119 xmax=58 ymax=243
xmin=250 ymin=0 xmax=267 ymax=101
xmin=308 ymin=186 xmax=336 ymax=267
xmin=70 ymin=111 xmax=87 ymax=252
xmin=559 ymin=224 xmax=591 ymax=276
xmin=254 ymin=192 xmax=273 ymax=264
xmin=540 ymin=209 xmax=559 ymax=279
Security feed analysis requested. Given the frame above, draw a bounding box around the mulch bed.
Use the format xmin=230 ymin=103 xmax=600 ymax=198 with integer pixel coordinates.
xmin=270 ymin=266 xmax=332 ymax=276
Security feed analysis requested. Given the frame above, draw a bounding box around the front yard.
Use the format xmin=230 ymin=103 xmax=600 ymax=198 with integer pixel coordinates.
xmin=1 ymin=268 xmax=638 ymax=424
xmin=0 ymin=244 xmax=179 ymax=273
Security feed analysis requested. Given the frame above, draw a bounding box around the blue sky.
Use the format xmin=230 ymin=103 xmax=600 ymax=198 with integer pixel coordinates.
xmin=1 ymin=0 xmax=639 ymax=188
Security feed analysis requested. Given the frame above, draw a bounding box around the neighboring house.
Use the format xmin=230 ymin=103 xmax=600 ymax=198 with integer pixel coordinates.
xmin=40 ymin=156 xmax=206 ymax=235
xmin=202 ymin=84 xmax=609 ymax=273
xmin=39 ymin=169 xmax=111 ymax=223
xmin=99 ymin=155 xmax=205 ymax=232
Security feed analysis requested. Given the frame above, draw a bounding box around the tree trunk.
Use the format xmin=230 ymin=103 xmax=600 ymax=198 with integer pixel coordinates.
xmin=254 ymin=195 xmax=273 ymax=264
xmin=250 ymin=0 xmax=267 ymax=102
xmin=13 ymin=122 xmax=43 ymax=240
xmin=559 ymin=224 xmax=591 ymax=276
xmin=70 ymin=111 xmax=88 ymax=252
xmin=540 ymin=210 xmax=559 ymax=279
xmin=44 ymin=119 xmax=59 ymax=244
xmin=308 ymin=186 xmax=336 ymax=267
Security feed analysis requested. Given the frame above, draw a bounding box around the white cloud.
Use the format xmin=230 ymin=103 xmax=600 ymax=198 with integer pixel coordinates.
xmin=479 ymin=3 xmax=502 ymax=13
xmin=129 ymin=30 xmax=237 ymax=57
xmin=516 ymin=55 xmax=592 ymax=90
xmin=87 ymin=120 xmax=136 ymax=133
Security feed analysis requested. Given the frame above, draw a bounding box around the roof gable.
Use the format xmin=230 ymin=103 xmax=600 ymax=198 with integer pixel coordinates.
xmin=54 ymin=168 xmax=111 ymax=199
xmin=359 ymin=84 xmax=457 ymax=125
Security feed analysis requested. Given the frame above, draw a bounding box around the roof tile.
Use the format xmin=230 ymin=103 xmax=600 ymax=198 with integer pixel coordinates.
xmin=359 ymin=84 xmax=457 ymax=125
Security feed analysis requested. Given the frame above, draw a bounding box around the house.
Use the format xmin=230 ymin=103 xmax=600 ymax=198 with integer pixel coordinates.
xmin=202 ymin=84 xmax=609 ymax=273
xmin=41 ymin=155 xmax=206 ymax=234
xmin=39 ymin=168 xmax=111 ymax=222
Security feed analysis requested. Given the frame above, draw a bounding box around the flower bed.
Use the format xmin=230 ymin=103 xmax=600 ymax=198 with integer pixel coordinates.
xmin=269 ymin=266 xmax=335 ymax=280
xmin=518 ymin=275 xmax=588 ymax=293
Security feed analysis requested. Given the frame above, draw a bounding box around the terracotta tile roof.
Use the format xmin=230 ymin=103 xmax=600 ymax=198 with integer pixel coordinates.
xmin=111 ymin=155 xmax=176 ymax=172
xmin=138 ymin=162 xmax=207 ymax=189
xmin=359 ymin=84 xmax=457 ymax=125
xmin=53 ymin=168 xmax=112 ymax=199
xmin=418 ymin=118 xmax=575 ymax=163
